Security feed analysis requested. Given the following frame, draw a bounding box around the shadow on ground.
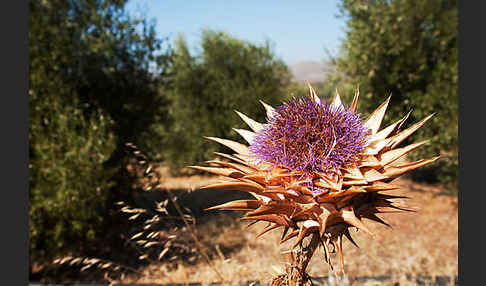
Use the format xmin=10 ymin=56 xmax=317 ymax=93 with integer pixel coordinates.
xmin=30 ymin=185 xmax=255 ymax=284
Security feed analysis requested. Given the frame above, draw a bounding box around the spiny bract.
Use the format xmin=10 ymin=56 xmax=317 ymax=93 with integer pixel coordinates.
xmin=192 ymin=84 xmax=438 ymax=271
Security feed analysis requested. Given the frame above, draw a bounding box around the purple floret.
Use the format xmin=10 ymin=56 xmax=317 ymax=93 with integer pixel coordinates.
xmin=249 ymin=96 xmax=369 ymax=177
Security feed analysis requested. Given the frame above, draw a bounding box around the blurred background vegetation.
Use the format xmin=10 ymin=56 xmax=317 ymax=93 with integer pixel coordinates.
xmin=29 ymin=0 xmax=457 ymax=273
xmin=325 ymin=0 xmax=458 ymax=193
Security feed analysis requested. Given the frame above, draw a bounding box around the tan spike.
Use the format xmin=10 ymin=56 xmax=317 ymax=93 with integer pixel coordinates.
xmin=340 ymin=207 xmax=374 ymax=237
xmin=302 ymin=219 xmax=321 ymax=229
xmin=382 ymin=156 xmax=440 ymax=178
xmin=213 ymin=152 xmax=248 ymax=165
xmin=291 ymin=202 xmax=320 ymax=219
xmin=334 ymin=235 xmax=345 ymax=274
xmin=280 ymin=226 xmax=290 ymax=241
xmin=376 ymin=193 xmax=410 ymax=200
xmin=336 ymin=192 xmax=364 ymax=209
xmin=259 ymin=100 xmax=277 ymax=120
xmin=235 ymin=153 xmax=273 ymax=170
xmin=276 ymin=193 xmax=286 ymax=200
xmin=282 ymin=189 xmax=301 ymax=199
xmin=343 ymin=229 xmax=359 ymax=248
xmin=247 ymin=202 xmax=296 ymax=217
xmin=205 ymin=136 xmax=249 ymax=156
xmin=362 ymin=168 xmax=389 ymax=183
xmin=374 ymin=199 xmax=417 ymax=212
xmin=265 ymin=186 xmax=289 ymax=196
xmin=280 ymin=229 xmax=299 ymax=244
xmin=366 ymin=124 xmax=397 ymax=146
xmin=189 ymin=166 xmax=244 ymax=178
xmin=342 ymin=164 xmax=365 ymax=180
xmin=362 ymin=137 xmax=394 ymax=155
xmin=364 ymin=181 xmax=401 ymax=192
xmin=342 ymin=179 xmax=368 ymax=186
xmin=375 ymin=206 xmax=411 ymax=214
xmin=206 ymin=200 xmax=262 ymax=211
xmin=318 ymin=204 xmax=336 ymax=237
xmin=292 ymin=225 xmax=307 ymax=249
xmin=349 ymin=88 xmax=360 ymax=113
xmin=260 ymin=195 xmax=273 ymax=203
xmin=245 ymin=220 xmax=260 ymax=229
xmin=240 ymin=177 xmax=271 ymax=190
xmin=234 ymin=110 xmax=264 ymax=133
xmin=358 ymin=155 xmax=382 ymax=168
xmin=307 ymin=81 xmax=321 ymax=104
xmin=314 ymin=190 xmax=344 ymax=203
xmin=256 ymin=223 xmax=281 ymax=238
xmin=206 ymin=160 xmax=255 ymax=174
xmin=378 ymin=140 xmax=429 ymax=166
xmin=199 ymin=181 xmax=265 ymax=193
xmin=386 ymin=113 xmax=435 ymax=149
xmin=292 ymin=220 xmax=320 ymax=249
xmin=332 ymin=189 xmax=366 ymax=199
xmin=386 ymin=203 xmax=417 ymax=213
xmin=364 ymin=213 xmax=391 ymax=228
xmin=367 ymin=109 xmax=413 ymax=145
xmin=233 ymin=128 xmax=256 ymax=145
xmin=242 ymin=174 xmax=267 ymax=185
xmin=318 ymin=212 xmax=330 ymax=237
xmin=397 ymin=109 xmax=413 ymax=130
xmin=241 ymin=214 xmax=290 ymax=227
xmin=285 ymin=184 xmax=314 ymax=196
xmin=364 ymin=95 xmax=391 ymax=134
xmin=264 ymin=165 xmax=287 ymax=176
xmin=315 ymin=173 xmax=343 ymax=191
xmin=331 ymin=88 xmax=344 ymax=110
xmin=321 ymin=238 xmax=331 ymax=266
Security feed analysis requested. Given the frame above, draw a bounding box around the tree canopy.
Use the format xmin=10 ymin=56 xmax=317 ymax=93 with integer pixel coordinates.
xmin=29 ymin=0 xmax=170 ymax=259
xmin=162 ymin=30 xmax=292 ymax=170
xmin=325 ymin=0 xmax=458 ymax=191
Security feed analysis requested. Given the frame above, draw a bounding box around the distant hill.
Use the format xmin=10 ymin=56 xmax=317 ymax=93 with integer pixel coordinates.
xmin=289 ymin=60 xmax=330 ymax=83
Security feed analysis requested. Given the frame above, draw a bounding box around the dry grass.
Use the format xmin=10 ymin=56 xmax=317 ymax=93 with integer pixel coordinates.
xmin=35 ymin=150 xmax=457 ymax=285
xmin=122 ymin=171 xmax=458 ymax=285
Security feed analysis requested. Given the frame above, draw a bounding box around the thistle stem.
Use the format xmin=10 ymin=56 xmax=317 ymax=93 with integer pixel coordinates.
xmin=298 ymin=233 xmax=320 ymax=277
xmin=271 ymin=232 xmax=320 ymax=286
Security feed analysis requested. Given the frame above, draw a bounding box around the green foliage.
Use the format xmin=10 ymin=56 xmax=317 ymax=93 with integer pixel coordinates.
xmin=162 ymin=30 xmax=292 ymax=170
xmin=29 ymin=94 xmax=116 ymax=258
xmin=325 ymin=0 xmax=458 ymax=192
xmin=29 ymin=0 xmax=170 ymax=260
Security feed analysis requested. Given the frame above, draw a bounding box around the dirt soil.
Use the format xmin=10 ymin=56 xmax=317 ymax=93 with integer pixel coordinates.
xmin=124 ymin=171 xmax=458 ymax=286
xmin=32 ymin=167 xmax=457 ymax=286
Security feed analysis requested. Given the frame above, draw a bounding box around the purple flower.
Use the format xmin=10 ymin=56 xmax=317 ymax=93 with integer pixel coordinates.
xmin=197 ymin=85 xmax=438 ymax=272
xmin=249 ymin=96 xmax=369 ymax=177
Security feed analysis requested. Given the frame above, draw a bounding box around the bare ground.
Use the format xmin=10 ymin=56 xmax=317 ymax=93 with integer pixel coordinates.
xmin=32 ymin=164 xmax=457 ymax=285
xmin=122 ymin=170 xmax=458 ymax=286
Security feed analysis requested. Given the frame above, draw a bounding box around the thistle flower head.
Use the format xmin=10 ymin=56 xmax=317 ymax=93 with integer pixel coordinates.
xmin=194 ymin=84 xmax=438 ymax=273
xmin=250 ymin=96 xmax=369 ymax=176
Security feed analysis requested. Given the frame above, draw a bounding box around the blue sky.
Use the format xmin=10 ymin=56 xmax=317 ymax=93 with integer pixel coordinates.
xmin=125 ymin=0 xmax=347 ymax=65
